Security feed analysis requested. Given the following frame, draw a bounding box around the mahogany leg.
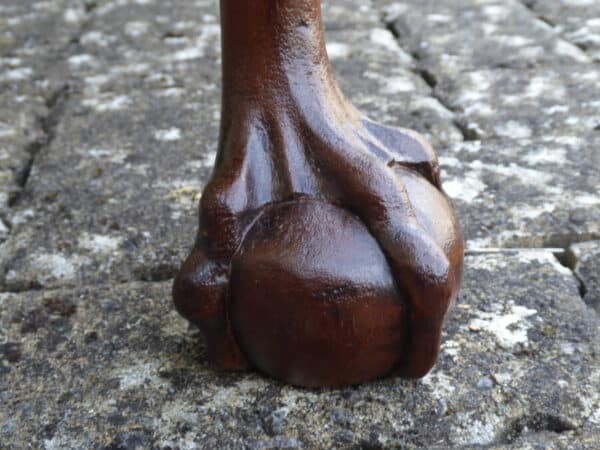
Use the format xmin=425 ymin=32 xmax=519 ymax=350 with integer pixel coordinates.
xmin=173 ymin=0 xmax=464 ymax=387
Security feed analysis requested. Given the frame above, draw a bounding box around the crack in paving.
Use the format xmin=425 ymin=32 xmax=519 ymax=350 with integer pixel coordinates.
xmin=519 ymin=1 xmax=556 ymax=28
xmin=5 ymin=1 xmax=101 ymax=210
xmin=558 ymin=247 xmax=590 ymax=302
xmin=8 ymin=85 xmax=70 ymax=207
xmin=468 ymin=228 xmax=599 ymax=307
xmin=465 ymin=245 xmax=589 ymax=303
xmin=378 ymin=12 xmax=598 ymax=310
xmin=518 ymin=0 xmax=595 ymax=61
xmin=380 ymin=2 xmax=598 ymax=143
xmin=0 ymin=4 xmax=102 ymax=286
xmin=500 ymin=412 xmax=578 ymax=444
xmin=383 ymin=20 xmax=481 ymax=142
xmin=467 ymin=239 xmax=594 ymax=306
xmin=65 ymin=1 xmax=99 ymax=47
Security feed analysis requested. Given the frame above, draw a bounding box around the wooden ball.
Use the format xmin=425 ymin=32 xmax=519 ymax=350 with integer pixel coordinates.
xmin=229 ymin=199 xmax=407 ymax=387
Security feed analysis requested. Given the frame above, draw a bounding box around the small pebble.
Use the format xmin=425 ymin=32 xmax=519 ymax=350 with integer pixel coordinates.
xmin=477 ymin=376 xmax=494 ymax=390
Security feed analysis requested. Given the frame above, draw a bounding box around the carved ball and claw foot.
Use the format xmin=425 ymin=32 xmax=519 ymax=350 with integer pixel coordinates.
xmin=173 ymin=0 xmax=464 ymax=388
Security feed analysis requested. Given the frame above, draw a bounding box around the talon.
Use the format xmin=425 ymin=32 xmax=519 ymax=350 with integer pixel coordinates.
xmin=173 ymin=0 xmax=464 ymax=387
xmin=172 ymin=244 xmax=249 ymax=370
xmin=361 ymin=118 xmax=442 ymax=188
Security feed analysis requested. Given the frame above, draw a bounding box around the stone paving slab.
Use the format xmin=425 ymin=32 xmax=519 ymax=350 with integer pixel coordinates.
xmin=522 ymin=0 xmax=600 ymax=62
xmin=321 ymin=0 xmax=381 ymax=30
xmin=436 ymin=65 xmax=600 ymax=140
xmin=379 ymin=0 xmax=599 ymax=140
xmin=0 ymin=0 xmax=85 ymax=58
xmin=1 ymin=254 xmax=598 ymax=449
xmin=0 ymin=94 xmax=48 ymax=214
xmin=0 ymin=0 xmax=93 ymax=243
xmin=0 ymin=0 xmax=86 ymax=219
xmin=382 ymin=0 xmax=590 ymax=79
xmin=439 ymin=134 xmax=600 ymax=249
xmin=0 ymin=86 xmax=217 ymax=290
xmin=0 ymin=0 xmax=89 ymax=97
xmin=326 ymin=29 xmax=463 ymax=145
xmin=61 ymin=0 xmax=222 ymax=93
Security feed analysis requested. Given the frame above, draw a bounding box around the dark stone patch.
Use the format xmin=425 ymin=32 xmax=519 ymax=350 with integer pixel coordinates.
xmin=0 ymin=342 xmax=22 ymax=363
xmin=43 ymin=297 xmax=77 ymax=316
xmin=19 ymin=307 xmax=49 ymax=333
xmin=568 ymin=241 xmax=600 ymax=313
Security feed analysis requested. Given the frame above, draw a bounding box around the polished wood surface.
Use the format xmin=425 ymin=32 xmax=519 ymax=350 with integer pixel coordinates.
xmin=173 ymin=0 xmax=464 ymax=387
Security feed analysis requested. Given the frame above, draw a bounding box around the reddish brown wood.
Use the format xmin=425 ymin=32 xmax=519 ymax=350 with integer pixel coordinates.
xmin=173 ymin=0 xmax=464 ymax=387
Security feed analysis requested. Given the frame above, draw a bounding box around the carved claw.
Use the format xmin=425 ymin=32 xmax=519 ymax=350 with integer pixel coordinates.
xmin=173 ymin=242 xmax=249 ymax=370
xmin=173 ymin=0 xmax=464 ymax=386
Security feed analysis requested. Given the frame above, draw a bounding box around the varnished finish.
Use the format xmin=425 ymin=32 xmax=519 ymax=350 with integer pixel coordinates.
xmin=173 ymin=0 xmax=464 ymax=387
xmin=230 ymin=200 xmax=407 ymax=387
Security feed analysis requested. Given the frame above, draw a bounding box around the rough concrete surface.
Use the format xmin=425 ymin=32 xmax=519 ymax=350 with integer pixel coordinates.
xmin=1 ymin=0 xmax=599 ymax=448
xmin=567 ymin=240 xmax=600 ymax=314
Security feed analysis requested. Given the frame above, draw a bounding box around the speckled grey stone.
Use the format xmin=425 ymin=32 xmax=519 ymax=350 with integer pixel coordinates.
xmin=0 ymin=94 xmax=48 ymax=214
xmin=0 ymin=0 xmax=89 ymax=95
xmin=567 ymin=240 xmax=600 ymax=313
xmin=1 ymin=254 xmax=598 ymax=449
xmin=486 ymin=430 xmax=600 ymax=450
xmin=0 ymin=86 xmax=217 ymax=290
xmin=522 ymin=0 xmax=600 ymax=62
xmin=0 ymin=0 xmax=89 ymax=218
xmin=0 ymin=0 xmax=95 ymax=248
xmin=0 ymin=0 xmax=85 ymax=54
xmin=383 ymin=0 xmax=590 ymax=79
xmin=326 ymin=29 xmax=463 ymax=146
xmin=378 ymin=0 xmax=599 ymax=140
xmin=435 ymin=65 xmax=600 ymax=140
xmin=438 ymin=134 xmax=600 ymax=248
xmin=321 ymin=0 xmax=381 ymax=30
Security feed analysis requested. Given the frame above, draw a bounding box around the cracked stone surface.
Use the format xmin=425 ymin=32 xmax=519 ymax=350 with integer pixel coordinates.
xmin=381 ymin=0 xmax=599 ymax=140
xmin=327 ymin=28 xmax=463 ymax=146
xmin=0 ymin=0 xmax=89 ymax=96
xmin=0 ymin=93 xmax=47 ymax=214
xmin=435 ymin=66 xmax=600 ymax=141
xmin=0 ymin=86 xmax=219 ymax=290
xmin=1 ymin=0 xmax=599 ymax=448
xmin=1 ymin=255 xmax=599 ymax=449
xmin=439 ymin=134 xmax=600 ymax=249
xmin=568 ymin=241 xmax=600 ymax=313
xmin=522 ymin=0 xmax=600 ymax=62
xmin=383 ymin=0 xmax=590 ymax=77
